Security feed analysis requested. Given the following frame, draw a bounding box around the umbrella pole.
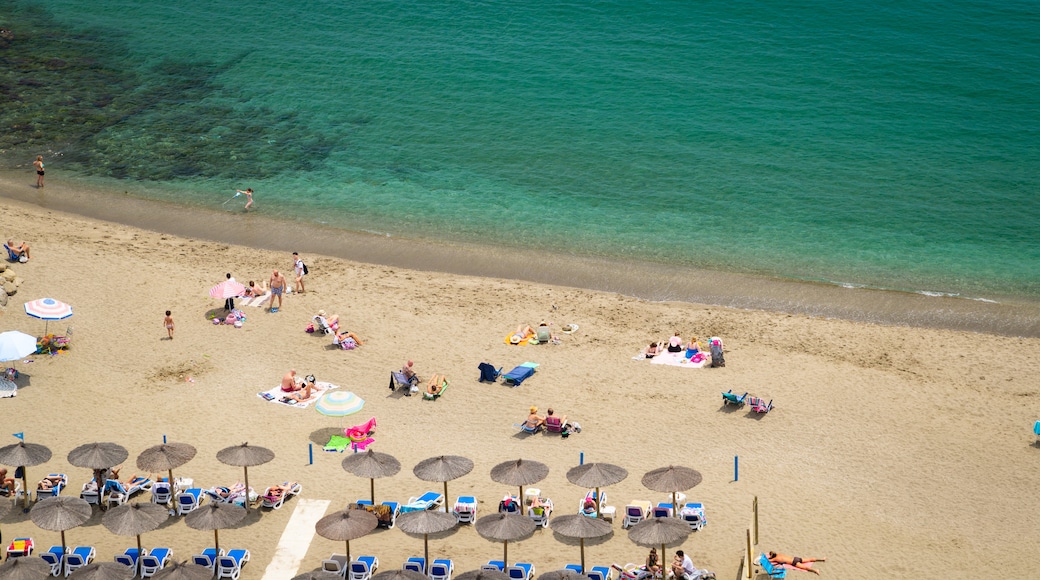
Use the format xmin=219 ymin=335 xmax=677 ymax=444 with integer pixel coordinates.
xmin=443 ymin=481 xmax=449 ymax=513
xmin=214 ymin=529 xmax=221 ymax=557
xmin=61 ymin=530 xmax=67 ymax=555
xmin=580 ymin=538 xmax=586 ymax=574
xmin=503 ymin=540 xmax=508 ymax=567
xmin=424 ymin=533 xmax=430 ymax=570
xmin=370 ymin=478 xmax=375 ymax=505
xmin=137 ymin=534 xmax=143 ymax=576
xmin=168 ymin=469 xmax=175 ymax=490
xmin=21 ymin=467 xmax=29 ymax=510
xmin=518 ymin=486 xmax=524 ymax=504
xmin=243 ymin=466 xmax=250 ymax=512
xmin=672 ymin=491 xmax=678 ymax=518
xmin=595 ymin=486 xmax=601 ymax=519
xmin=346 ymin=540 xmax=351 ymax=565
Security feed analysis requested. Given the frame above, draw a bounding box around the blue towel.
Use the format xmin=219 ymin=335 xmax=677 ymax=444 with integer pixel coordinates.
xmin=478 ymin=362 xmax=501 ymax=382
xmin=502 ymin=365 xmax=535 ymax=386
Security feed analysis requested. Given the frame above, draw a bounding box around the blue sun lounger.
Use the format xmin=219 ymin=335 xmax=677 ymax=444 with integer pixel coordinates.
xmin=502 ymin=363 xmax=538 ymax=387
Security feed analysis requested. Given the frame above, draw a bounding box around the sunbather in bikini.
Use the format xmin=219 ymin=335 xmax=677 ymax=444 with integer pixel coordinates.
xmin=265 ymin=482 xmax=298 ymax=500
xmin=426 ymin=374 xmax=448 ymax=396
xmin=0 ymin=468 xmax=16 ymax=495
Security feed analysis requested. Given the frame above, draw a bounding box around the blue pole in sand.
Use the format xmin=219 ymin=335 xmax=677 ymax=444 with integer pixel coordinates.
xmin=163 ymin=434 xmax=167 ymax=444
xmin=580 ymin=452 xmax=584 ymax=465
xmin=309 ymin=444 xmax=313 ymax=465
xmin=734 ymin=456 xmax=739 ymax=481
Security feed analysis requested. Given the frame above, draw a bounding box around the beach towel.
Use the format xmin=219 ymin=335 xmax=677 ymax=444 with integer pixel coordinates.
xmin=631 ymin=351 xmax=708 ymax=368
xmin=257 ymin=381 xmax=339 ymax=408
xmin=323 ymin=435 xmax=351 ymax=452
xmin=240 ymin=293 xmax=271 ymax=307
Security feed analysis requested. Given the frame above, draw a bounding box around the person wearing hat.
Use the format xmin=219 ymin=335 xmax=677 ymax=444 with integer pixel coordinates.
xmin=524 ymin=406 xmax=545 ymax=431
xmin=315 ymin=309 xmax=340 ymax=333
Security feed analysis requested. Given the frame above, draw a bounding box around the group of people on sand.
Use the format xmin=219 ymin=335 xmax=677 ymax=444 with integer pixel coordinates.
xmin=397 ymin=360 xmax=447 ymax=397
xmin=280 ymin=368 xmax=321 ymax=403
xmin=523 ymin=405 xmax=578 ymax=434
xmin=316 ymin=310 xmax=365 ymax=347
xmin=509 ymin=321 xmax=556 ymax=345
xmin=643 ymin=331 xmax=725 ymax=366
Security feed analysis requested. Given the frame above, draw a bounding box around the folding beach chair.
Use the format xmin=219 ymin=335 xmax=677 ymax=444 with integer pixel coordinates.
xmin=721 ymin=390 xmax=747 ymax=407
xmin=321 ymin=554 xmax=348 ymax=575
xmin=757 ymin=554 xmax=786 ymax=579
xmin=502 ymin=363 xmax=538 ymax=387
xmin=41 ymin=546 xmax=64 ymax=576
xmin=748 ymin=397 xmax=774 ymax=413
xmin=478 ymin=362 xmax=502 ymax=383
xmin=390 ymin=370 xmax=419 ymax=395
xmin=115 ymin=548 xmax=146 ymax=573
xmin=403 ymin=491 xmax=444 ymax=512
xmin=507 ymin=562 xmax=535 ymax=580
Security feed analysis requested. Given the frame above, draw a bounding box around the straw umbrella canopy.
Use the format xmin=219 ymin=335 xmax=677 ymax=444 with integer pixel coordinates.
xmin=565 ymin=463 xmax=628 ymax=519
xmin=184 ymin=502 xmax=246 ymax=556
xmin=372 ymin=570 xmax=429 ymax=580
xmin=455 ymin=570 xmax=511 ymax=580
xmin=67 ymin=442 xmax=129 ymax=510
xmin=490 ymin=459 xmax=549 ymax=503
xmin=537 ymin=572 xmax=586 ymax=580
xmin=341 ymin=450 xmax=401 ymax=504
xmin=315 ymin=508 xmax=379 ymax=563
xmin=475 ymin=513 xmax=536 ymax=564
xmin=136 ymin=442 xmax=197 ymax=487
xmin=0 ymin=440 xmax=52 ymax=510
xmin=102 ymin=502 xmax=170 ymax=564
xmin=151 ymin=561 xmax=214 ymax=580
xmin=0 ymin=556 xmax=51 ymax=579
xmin=627 ymin=517 xmax=691 ymax=569
xmin=548 ymin=514 xmax=613 ymax=573
xmin=216 ymin=443 xmax=274 ymax=512
xmin=455 ymin=569 xmax=511 ymax=580
xmin=641 ymin=466 xmax=702 ymax=515
xmin=292 ymin=572 xmax=344 ymax=580
xmin=30 ymin=496 xmax=92 ymax=554
xmin=413 ymin=455 xmax=474 ymax=513
xmin=396 ymin=510 xmax=458 ymax=567
xmin=67 ymin=562 xmax=134 ymax=579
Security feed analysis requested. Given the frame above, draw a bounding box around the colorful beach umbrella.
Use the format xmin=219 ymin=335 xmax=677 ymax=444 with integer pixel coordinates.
xmin=0 ymin=331 xmax=37 ymax=363
xmin=209 ymin=280 xmax=246 ymax=300
xmin=23 ymin=298 xmax=73 ymax=335
xmin=315 ymin=391 xmax=365 ymax=417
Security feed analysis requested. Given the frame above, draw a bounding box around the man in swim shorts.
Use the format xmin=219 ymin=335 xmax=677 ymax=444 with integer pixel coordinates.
xmin=767 ymin=552 xmax=824 ymax=575
xmin=269 ymin=269 xmax=286 ymax=312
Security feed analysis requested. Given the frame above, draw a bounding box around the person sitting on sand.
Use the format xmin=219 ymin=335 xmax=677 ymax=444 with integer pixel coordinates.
xmin=37 ymin=474 xmax=65 ymax=491
xmin=316 ymin=310 xmax=340 ymax=332
xmin=767 ymin=552 xmax=825 ymax=575
xmin=281 ymin=369 xmax=301 ymax=392
xmin=668 ymin=331 xmax=684 ymax=353
xmin=426 ymin=374 xmax=448 ymax=396
xmin=644 ymin=342 xmax=661 ymax=359
xmin=285 ymin=374 xmax=319 ymax=403
xmin=685 ymin=336 xmax=702 ymax=359
xmin=524 ymin=406 xmax=545 ymax=431
xmin=6 ymin=239 xmax=30 ymax=261
xmin=334 ymin=329 xmax=363 ymax=346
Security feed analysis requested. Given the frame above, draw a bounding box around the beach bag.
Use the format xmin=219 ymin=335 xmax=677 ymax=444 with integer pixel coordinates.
xmin=710 ymin=343 xmax=725 ymax=367
xmin=340 ymin=338 xmax=357 ymax=350
xmin=302 ymin=261 xmax=309 ymax=275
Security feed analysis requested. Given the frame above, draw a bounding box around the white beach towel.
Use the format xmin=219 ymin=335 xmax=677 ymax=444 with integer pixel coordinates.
xmin=631 ymin=351 xmax=708 ymax=368
xmin=257 ymin=381 xmax=338 ymax=408
xmin=0 ymin=378 xmax=17 ymax=398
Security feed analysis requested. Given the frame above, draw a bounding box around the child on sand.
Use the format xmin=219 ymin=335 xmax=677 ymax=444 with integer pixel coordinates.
xmin=164 ymin=310 xmax=174 ymax=339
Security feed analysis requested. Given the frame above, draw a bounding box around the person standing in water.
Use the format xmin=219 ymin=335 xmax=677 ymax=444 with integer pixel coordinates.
xmin=237 ymin=188 xmax=254 ymax=210
xmin=33 ymin=155 xmax=44 ymax=188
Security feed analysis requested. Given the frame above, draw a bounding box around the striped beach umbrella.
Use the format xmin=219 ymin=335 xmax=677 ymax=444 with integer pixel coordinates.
xmin=209 ymin=280 xmax=246 ymax=300
xmin=23 ymin=298 xmax=73 ymax=335
xmin=316 ymin=391 xmax=365 ymax=417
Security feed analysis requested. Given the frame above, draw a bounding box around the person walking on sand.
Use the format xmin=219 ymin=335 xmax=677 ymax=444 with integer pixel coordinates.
xmin=164 ymin=310 xmax=174 ymax=339
xmin=237 ymin=188 xmax=254 ymax=210
xmin=223 ymin=272 xmax=236 ymax=311
xmin=293 ymin=252 xmax=306 ymax=293
xmin=33 ymin=155 xmax=44 ymax=188
xmin=269 ymin=269 xmax=287 ymax=312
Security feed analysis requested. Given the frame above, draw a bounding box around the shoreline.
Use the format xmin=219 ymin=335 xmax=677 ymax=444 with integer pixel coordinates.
xmin=1 ymin=177 xmax=1039 ymax=578
xmin=2 ymin=170 xmax=1037 ymax=337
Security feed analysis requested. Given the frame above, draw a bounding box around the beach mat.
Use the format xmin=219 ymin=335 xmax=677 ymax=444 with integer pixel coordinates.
xmin=257 ymin=381 xmax=339 ymax=408
xmin=631 ymin=351 xmax=708 ymax=368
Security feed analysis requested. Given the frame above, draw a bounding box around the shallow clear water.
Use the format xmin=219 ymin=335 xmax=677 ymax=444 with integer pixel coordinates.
xmin=3 ymin=0 xmax=1039 ymax=302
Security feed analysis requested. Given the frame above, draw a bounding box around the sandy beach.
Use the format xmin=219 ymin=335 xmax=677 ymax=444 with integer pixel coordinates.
xmin=1 ymin=189 xmax=1039 ymax=579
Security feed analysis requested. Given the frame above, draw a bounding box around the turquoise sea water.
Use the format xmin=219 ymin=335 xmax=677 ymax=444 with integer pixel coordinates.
xmin=2 ymin=1 xmax=1039 ymax=313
